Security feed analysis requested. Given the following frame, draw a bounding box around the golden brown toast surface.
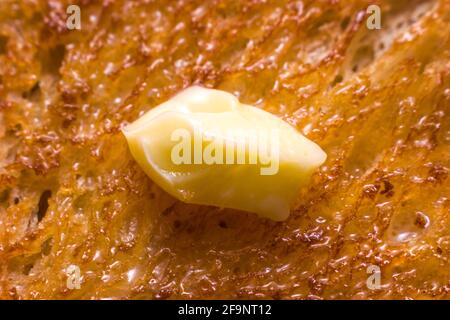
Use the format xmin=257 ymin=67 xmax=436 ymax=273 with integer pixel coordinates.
xmin=0 ymin=0 xmax=449 ymax=299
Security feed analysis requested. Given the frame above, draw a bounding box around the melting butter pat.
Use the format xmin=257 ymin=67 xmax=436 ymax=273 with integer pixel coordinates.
xmin=123 ymin=86 xmax=326 ymax=221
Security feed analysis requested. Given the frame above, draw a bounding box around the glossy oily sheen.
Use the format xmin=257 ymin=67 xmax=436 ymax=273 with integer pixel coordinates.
xmin=0 ymin=0 xmax=449 ymax=300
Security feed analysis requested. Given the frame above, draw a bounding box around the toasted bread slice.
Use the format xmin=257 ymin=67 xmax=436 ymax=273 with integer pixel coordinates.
xmin=0 ymin=0 xmax=448 ymax=299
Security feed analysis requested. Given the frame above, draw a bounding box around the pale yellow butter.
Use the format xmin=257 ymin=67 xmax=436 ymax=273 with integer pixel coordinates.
xmin=122 ymin=86 xmax=326 ymax=221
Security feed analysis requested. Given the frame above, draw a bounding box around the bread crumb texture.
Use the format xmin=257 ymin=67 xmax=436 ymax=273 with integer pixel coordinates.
xmin=0 ymin=0 xmax=448 ymax=299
